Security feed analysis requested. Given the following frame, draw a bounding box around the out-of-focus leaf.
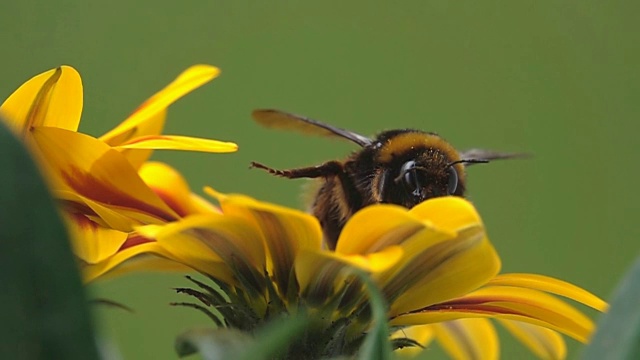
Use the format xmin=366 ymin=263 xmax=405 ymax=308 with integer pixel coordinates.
xmin=176 ymin=314 xmax=311 ymax=360
xmin=175 ymin=327 xmax=253 ymax=359
xmin=236 ymin=314 xmax=311 ymax=360
xmin=0 ymin=119 xmax=98 ymax=359
xmin=582 ymin=257 xmax=640 ymax=360
xmin=355 ymin=268 xmax=392 ymax=360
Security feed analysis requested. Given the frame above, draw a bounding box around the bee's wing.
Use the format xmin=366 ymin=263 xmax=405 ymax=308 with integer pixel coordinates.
xmin=252 ymin=109 xmax=372 ymax=147
xmin=459 ymin=149 xmax=531 ymax=164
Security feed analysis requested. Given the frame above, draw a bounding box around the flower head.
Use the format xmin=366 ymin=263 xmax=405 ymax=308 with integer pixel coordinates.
xmin=84 ymin=186 xmax=605 ymax=358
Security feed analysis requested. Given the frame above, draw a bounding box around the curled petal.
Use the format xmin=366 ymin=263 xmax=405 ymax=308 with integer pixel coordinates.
xmin=100 ymin=65 xmax=220 ymax=145
xmin=1 ymin=65 xmax=82 ymax=135
xmin=433 ymin=318 xmax=498 ymax=360
xmin=498 ymin=319 xmax=566 ymax=360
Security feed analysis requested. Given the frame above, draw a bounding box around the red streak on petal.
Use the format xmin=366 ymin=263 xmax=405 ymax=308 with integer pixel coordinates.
xmin=68 ymin=211 xmax=97 ymax=229
xmin=119 ymin=233 xmax=153 ymax=251
xmin=62 ymin=166 xmax=177 ymax=222
xmin=436 ymin=296 xmax=500 ymax=307
xmin=61 ymin=200 xmax=98 ymax=217
xmin=121 ymin=134 xmax=165 ymax=145
xmin=423 ymin=303 xmax=528 ymax=317
xmin=152 ymin=188 xmax=188 ymax=217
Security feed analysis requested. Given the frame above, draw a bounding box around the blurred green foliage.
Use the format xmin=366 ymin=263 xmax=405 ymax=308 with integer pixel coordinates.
xmin=583 ymin=258 xmax=640 ymax=360
xmin=0 ymin=121 xmax=98 ymax=359
xmin=1 ymin=1 xmax=638 ymax=358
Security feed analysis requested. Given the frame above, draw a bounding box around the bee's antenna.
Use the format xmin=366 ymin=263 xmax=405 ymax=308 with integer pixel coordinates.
xmin=448 ymin=159 xmax=490 ymax=167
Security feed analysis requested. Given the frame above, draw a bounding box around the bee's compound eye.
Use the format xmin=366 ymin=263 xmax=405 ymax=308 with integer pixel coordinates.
xmin=399 ymin=161 xmax=418 ymax=189
xmin=447 ymin=166 xmax=458 ymax=194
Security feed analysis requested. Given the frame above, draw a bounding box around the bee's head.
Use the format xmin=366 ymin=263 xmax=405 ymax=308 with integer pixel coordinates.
xmin=376 ymin=151 xmax=489 ymax=208
xmin=371 ymin=130 xmax=492 ymax=209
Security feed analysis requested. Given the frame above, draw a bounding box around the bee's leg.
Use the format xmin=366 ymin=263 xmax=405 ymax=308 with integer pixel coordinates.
xmin=251 ymin=160 xmax=363 ymax=212
xmin=250 ymin=161 xmax=343 ymax=179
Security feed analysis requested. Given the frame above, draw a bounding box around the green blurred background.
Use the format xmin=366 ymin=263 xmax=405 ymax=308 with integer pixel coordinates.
xmin=2 ymin=1 xmax=638 ymax=358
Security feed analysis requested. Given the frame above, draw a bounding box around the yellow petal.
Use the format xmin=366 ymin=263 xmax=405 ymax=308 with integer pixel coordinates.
xmin=336 ymin=204 xmax=441 ymax=254
xmin=139 ymin=162 xmax=219 ymax=217
xmin=188 ymin=193 xmax=222 ymax=215
xmin=488 ymin=273 xmax=607 ymax=312
xmin=114 ymin=109 xmax=167 ymax=169
xmin=154 ymin=214 xmax=268 ymax=287
xmin=0 ymin=66 xmax=82 ymax=135
xmin=349 ymin=245 xmax=404 ymax=272
xmin=390 ymin=286 xmax=593 ymax=343
xmin=105 ymin=110 xmax=166 ymax=168
xmin=206 ymin=187 xmax=322 ymax=296
xmin=433 ymin=318 xmax=498 ymax=360
xmin=336 ymin=197 xmax=498 ymax=316
xmin=498 ymin=319 xmax=566 ymax=360
xmin=64 ymin=212 xmax=128 ymax=264
xmin=133 ymin=224 xmax=165 ymax=239
xmin=392 ymin=325 xmax=435 ymax=357
xmin=409 ymin=197 xmax=483 ymax=233
xmin=115 ymin=135 xmax=237 ymax=153
xmin=295 ymin=249 xmax=350 ymax=303
xmin=57 ymin=190 xmax=151 ymax=232
xmin=295 ymin=246 xmax=403 ymax=303
xmin=82 ymin=242 xmax=191 ymax=282
xmin=100 ymin=65 xmax=220 ymax=144
xmin=31 ymin=127 xmax=180 ymax=224
xmin=385 ymin=225 xmax=501 ymax=316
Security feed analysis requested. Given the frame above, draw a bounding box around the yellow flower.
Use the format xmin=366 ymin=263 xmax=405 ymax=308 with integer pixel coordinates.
xmin=84 ymin=188 xmax=605 ymax=359
xmin=0 ymin=65 xmax=237 ymax=270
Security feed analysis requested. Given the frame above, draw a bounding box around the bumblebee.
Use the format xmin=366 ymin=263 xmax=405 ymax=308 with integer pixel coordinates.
xmin=251 ymin=109 xmax=523 ymax=249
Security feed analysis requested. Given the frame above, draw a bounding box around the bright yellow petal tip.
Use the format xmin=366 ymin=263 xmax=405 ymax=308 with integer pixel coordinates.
xmin=1 ymin=65 xmax=82 ymax=135
xmin=100 ymin=65 xmax=221 ymax=145
xmin=115 ymin=135 xmax=237 ymax=153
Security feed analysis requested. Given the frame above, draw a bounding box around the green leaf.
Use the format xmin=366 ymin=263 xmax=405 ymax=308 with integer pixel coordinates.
xmin=582 ymin=256 xmax=640 ymax=360
xmin=0 ymin=120 xmax=98 ymax=359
